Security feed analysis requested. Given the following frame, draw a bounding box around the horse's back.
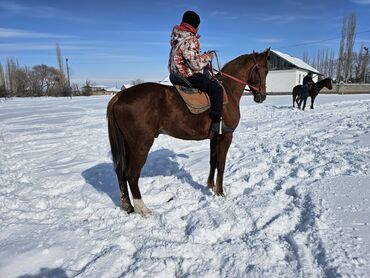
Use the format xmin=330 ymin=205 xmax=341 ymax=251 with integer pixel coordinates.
xmin=110 ymin=82 xmax=183 ymax=119
xmin=293 ymin=84 xmax=301 ymax=92
xmin=113 ymin=82 xmax=172 ymax=107
xmin=120 ymin=82 xmax=169 ymax=97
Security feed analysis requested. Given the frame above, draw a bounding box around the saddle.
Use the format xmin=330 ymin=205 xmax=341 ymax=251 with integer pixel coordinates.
xmin=170 ymin=73 xmax=228 ymax=114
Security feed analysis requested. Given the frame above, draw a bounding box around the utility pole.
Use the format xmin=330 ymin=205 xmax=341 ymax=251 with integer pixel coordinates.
xmin=66 ymin=58 xmax=71 ymax=98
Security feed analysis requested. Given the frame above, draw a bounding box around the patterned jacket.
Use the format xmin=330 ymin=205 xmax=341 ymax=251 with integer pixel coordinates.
xmin=168 ymin=22 xmax=213 ymax=77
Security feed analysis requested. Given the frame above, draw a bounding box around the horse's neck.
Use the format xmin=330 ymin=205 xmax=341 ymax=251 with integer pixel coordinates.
xmin=220 ymin=55 xmax=252 ymax=102
xmin=314 ymin=79 xmax=327 ymax=91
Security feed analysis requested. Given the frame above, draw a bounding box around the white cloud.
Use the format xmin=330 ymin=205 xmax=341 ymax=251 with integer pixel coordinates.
xmin=0 ymin=28 xmax=76 ymax=38
xmin=255 ymin=38 xmax=282 ymax=43
xmin=260 ymin=14 xmax=317 ymax=24
xmin=209 ymin=11 xmax=240 ymax=20
xmin=0 ymin=2 xmax=91 ymax=23
xmin=351 ymin=0 xmax=370 ymax=4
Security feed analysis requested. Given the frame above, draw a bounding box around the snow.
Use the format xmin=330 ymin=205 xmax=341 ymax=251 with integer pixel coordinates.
xmin=0 ymin=94 xmax=369 ymax=277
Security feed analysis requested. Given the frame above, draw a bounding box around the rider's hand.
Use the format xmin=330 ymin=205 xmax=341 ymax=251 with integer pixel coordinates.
xmin=207 ymin=51 xmax=214 ymax=60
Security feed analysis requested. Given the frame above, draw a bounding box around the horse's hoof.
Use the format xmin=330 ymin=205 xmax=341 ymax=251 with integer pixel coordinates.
xmin=122 ymin=204 xmax=134 ymax=214
xmin=213 ymin=189 xmax=225 ymax=197
xmin=121 ymin=199 xmax=134 ymax=214
xmin=207 ymin=181 xmax=214 ymax=189
xmin=133 ymin=199 xmax=152 ymax=217
xmin=135 ymin=206 xmax=151 ymax=217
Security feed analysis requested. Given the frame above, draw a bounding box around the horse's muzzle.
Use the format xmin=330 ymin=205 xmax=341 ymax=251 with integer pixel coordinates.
xmin=254 ymin=92 xmax=266 ymax=103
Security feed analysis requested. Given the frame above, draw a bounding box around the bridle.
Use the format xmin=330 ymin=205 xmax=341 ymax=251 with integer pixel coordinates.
xmin=211 ymin=51 xmax=263 ymax=94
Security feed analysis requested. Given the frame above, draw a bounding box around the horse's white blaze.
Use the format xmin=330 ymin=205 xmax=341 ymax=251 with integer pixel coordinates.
xmin=133 ymin=198 xmax=151 ymax=216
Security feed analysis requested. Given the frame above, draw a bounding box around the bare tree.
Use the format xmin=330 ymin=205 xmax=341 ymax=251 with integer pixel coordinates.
xmin=303 ymin=51 xmax=310 ymax=64
xmin=82 ymin=80 xmax=94 ymax=96
xmin=361 ymin=46 xmax=369 ymax=83
xmin=14 ymin=67 xmax=29 ymax=97
xmin=336 ymin=15 xmax=347 ymax=82
xmin=55 ymin=44 xmax=69 ymax=96
xmin=6 ymin=58 xmax=18 ymax=96
xmin=71 ymin=83 xmax=80 ymax=96
xmin=327 ymin=50 xmax=336 ymax=79
xmin=343 ymin=13 xmax=356 ymax=82
xmin=0 ymin=62 xmax=7 ymax=97
xmin=56 ymin=44 xmax=64 ymax=73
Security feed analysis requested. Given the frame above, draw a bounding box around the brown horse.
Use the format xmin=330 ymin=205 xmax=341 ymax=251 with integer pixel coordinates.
xmin=107 ymin=49 xmax=271 ymax=216
xmin=292 ymin=77 xmax=333 ymax=110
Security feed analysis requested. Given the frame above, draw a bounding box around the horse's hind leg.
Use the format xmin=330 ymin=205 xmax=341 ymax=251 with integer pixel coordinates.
xmin=116 ymin=165 xmax=134 ymax=213
xmin=214 ymin=133 xmax=233 ymax=196
xmin=126 ymin=138 xmax=154 ymax=216
xmin=207 ymin=137 xmax=218 ymax=190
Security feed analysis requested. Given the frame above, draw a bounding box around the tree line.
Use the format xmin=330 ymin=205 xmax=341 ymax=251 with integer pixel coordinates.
xmin=303 ymin=13 xmax=369 ymax=83
xmin=0 ymin=44 xmax=80 ymax=98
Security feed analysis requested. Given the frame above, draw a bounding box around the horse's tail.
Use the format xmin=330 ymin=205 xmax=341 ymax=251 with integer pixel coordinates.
xmin=107 ymin=93 xmax=126 ymax=174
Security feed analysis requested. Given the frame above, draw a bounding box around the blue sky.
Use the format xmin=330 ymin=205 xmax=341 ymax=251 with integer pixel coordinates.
xmin=1 ymin=0 xmax=370 ymax=87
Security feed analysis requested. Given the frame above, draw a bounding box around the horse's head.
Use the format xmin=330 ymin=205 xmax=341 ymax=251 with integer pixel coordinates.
xmin=218 ymin=48 xmax=271 ymax=103
xmin=248 ymin=48 xmax=270 ymax=103
xmin=325 ymin=78 xmax=333 ymax=90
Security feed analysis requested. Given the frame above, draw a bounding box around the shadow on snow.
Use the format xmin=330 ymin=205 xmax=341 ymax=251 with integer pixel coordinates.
xmin=18 ymin=267 xmax=68 ymax=278
xmin=82 ymin=148 xmax=210 ymax=207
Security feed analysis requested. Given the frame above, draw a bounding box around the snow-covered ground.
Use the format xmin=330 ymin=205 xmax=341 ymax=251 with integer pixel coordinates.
xmin=0 ymin=94 xmax=369 ymax=277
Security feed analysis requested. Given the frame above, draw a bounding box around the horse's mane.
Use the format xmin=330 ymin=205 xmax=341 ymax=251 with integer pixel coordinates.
xmin=221 ymin=54 xmax=252 ymax=72
xmin=316 ymin=77 xmax=332 ymax=84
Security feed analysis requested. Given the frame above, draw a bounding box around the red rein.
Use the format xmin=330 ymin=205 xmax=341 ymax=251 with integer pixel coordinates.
xmin=218 ymin=71 xmax=260 ymax=92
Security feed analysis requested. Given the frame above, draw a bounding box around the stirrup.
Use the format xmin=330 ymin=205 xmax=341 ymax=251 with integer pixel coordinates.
xmin=211 ymin=120 xmax=234 ymax=134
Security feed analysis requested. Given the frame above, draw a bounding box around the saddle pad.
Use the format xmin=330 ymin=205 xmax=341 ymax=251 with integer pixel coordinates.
xmin=174 ymin=85 xmax=229 ymax=114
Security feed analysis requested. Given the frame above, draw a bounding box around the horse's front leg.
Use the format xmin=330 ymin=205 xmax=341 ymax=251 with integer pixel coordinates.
xmin=302 ymin=97 xmax=307 ymax=111
xmin=207 ymin=137 xmax=218 ymax=190
xmin=298 ymin=97 xmax=303 ymax=109
xmin=310 ymin=95 xmax=316 ymax=109
xmin=214 ymin=133 xmax=233 ymax=196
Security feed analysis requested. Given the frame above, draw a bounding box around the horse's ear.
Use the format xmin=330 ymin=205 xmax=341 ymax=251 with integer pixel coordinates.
xmin=262 ymin=47 xmax=271 ymax=57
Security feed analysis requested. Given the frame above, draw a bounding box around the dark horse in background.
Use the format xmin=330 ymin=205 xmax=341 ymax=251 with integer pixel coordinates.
xmin=107 ymin=49 xmax=271 ymax=216
xmin=292 ymin=78 xmax=333 ymax=110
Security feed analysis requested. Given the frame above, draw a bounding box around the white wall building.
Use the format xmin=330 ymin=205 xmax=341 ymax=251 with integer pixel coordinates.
xmin=266 ymin=49 xmax=320 ymax=94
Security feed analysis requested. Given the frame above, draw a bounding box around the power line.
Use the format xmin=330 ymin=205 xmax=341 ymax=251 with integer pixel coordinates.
xmin=275 ymin=29 xmax=370 ymax=50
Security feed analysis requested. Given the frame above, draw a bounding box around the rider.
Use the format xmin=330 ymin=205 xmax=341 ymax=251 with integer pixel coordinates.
xmin=302 ymin=71 xmax=314 ymax=98
xmin=303 ymin=71 xmax=314 ymax=86
xmin=168 ymin=10 xmax=232 ymax=133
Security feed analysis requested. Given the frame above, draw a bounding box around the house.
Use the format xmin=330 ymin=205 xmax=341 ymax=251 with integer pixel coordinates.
xmin=266 ymin=49 xmax=320 ymax=94
xmin=90 ymin=85 xmax=108 ymax=92
xmin=106 ymin=87 xmax=121 ymax=93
